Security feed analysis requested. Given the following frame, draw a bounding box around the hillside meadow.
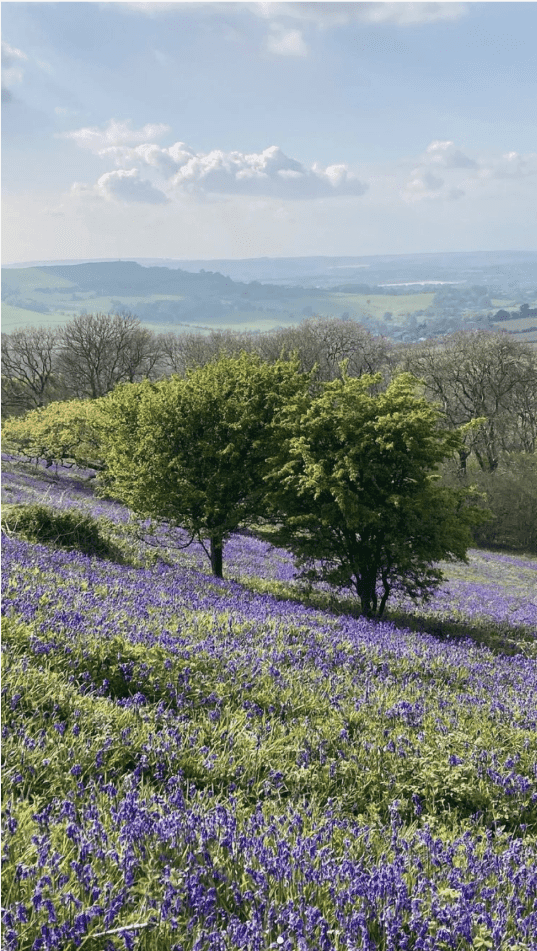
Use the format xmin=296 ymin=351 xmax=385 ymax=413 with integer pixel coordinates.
xmin=2 ymin=455 xmax=537 ymax=951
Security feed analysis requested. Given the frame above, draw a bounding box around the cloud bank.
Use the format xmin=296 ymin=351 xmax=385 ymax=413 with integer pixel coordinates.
xmin=61 ymin=121 xmax=536 ymax=217
xmin=95 ymin=169 xmax=170 ymax=204
xmin=64 ymin=122 xmax=368 ymax=203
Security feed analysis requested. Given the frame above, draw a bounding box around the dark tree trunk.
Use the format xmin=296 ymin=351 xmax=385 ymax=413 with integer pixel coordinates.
xmin=378 ymin=569 xmax=391 ymax=619
xmin=210 ymin=536 xmax=223 ymax=578
xmin=458 ymin=447 xmax=470 ymax=475
xmin=355 ymin=567 xmax=378 ymax=619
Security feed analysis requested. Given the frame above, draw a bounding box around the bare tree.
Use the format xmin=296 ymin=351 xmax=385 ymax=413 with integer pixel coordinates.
xmin=256 ymin=317 xmax=394 ymax=382
xmin=1 ymin=326 xmax=66 ymax=414
xmin=57 ymin=311 xmax=163 ymax=398
xmin=399 ymin=330 xmax=537 ymax=471
xmin=158 ymin=328 xmax=255 ymax=376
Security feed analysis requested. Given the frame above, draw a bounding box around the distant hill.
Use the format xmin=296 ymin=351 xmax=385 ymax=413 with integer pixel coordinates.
xmin=2 ymin=253 xmax=537 ymax=342
xmin=5 ymin=249 xmax=537 ymax=286
xmin=40 ymin=261 xmax=241 ymax=296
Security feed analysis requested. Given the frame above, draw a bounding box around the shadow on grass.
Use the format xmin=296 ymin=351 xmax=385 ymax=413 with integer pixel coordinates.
xmin=384 ymin=607 xmax=536 ymax=657
xmin=238 ymin=575 xmax=536 ymax=658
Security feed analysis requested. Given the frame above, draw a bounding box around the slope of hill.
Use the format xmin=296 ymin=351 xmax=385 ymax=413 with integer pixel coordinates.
xmin=2 ymin=452 xmax=537 ymax=950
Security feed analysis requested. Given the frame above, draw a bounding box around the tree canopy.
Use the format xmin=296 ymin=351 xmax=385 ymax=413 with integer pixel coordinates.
xmin=265 ymin=371 xmax=486 ymax=618
xmin=101 ymin=352 xmax=310 ymax=577
xmin=2 ymin=398 xmax=107 ymax=470
xmin=2 ymin=349 xmax=491 ymax=610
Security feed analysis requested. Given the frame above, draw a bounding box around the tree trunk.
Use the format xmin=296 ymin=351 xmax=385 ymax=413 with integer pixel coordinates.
xmin=458 ymin=447 xmax=470 ymax=475
xmin=377 ymin=569 xmax=391 ymax=619
xmin=355 ymin=568 xmax=378 ymax=619
xmin=210 ymin=536 xmax=223 ymax=578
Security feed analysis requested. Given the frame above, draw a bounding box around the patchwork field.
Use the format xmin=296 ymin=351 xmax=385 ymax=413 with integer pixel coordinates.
xmin=2 ymin=455 xmax=537 ymax=950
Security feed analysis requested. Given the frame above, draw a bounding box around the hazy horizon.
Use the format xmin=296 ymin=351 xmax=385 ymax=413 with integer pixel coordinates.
xmin=3 ymin=2 xmax=537 ymax=264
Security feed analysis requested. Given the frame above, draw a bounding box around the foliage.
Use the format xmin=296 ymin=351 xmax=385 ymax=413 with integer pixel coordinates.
xmin=266 ymin=371 xmax=487 ymax=618
xmin=1 ymin=503 xmax=124 ymax=561
xmin=256 ymin=316 xmax=395 ymax=382
xmin=465 ymin=452 xmax=537 ymax=553
xmin=1 ymin=397 xmax=107 ymax=469
xmin=100 ymin=352 xmax=311 ymax=577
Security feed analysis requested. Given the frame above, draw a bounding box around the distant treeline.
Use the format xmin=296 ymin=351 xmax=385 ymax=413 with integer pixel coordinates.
xmin=3 ymin=312 xmax=537 ymax=553
xmin=493 ymin=304 xmax=537 ymax=321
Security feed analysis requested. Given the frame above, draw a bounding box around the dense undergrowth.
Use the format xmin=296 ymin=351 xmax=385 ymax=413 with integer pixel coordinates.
xmin=2 ymin=455 xmax=537 ymax=950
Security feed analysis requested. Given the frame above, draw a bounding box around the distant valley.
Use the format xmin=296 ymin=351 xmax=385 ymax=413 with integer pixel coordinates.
xmin=3 ymin=250 xmax=537 ymax=343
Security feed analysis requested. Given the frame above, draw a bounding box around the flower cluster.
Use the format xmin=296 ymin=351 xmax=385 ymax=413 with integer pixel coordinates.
xmin=2 ymin=457 xmax=537 ymax=950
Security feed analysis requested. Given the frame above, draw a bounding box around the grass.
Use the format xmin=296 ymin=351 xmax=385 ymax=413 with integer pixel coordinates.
xmin=323 ymin=292 xmax=435 ymax=320
xmin=1 ymin=267 xmax=76 ymax=291
xmin=2 ymin=455 xmax=537 ymax=950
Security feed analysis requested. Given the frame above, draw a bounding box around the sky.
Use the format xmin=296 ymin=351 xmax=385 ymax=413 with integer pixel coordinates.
xmin=2 ymin=1 xmax=537 ymax=263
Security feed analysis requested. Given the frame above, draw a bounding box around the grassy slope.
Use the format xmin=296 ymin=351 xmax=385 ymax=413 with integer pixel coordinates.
xmin=2 ymin=457 xmax=537 ymax=950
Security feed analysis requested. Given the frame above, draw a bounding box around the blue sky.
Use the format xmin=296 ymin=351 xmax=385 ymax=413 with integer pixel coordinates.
xmin=2 ymin=1 xmax=536 ymax=262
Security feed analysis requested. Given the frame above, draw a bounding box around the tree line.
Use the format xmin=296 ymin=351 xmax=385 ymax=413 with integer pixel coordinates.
xmin=3 ymin=312 xmax=537 ymax=556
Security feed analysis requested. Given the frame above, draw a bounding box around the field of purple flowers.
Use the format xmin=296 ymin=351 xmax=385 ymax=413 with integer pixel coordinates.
xmin=2 ymin=455 xmax=537 ymax=950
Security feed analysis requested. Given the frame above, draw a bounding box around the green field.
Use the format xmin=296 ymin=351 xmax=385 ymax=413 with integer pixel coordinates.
xmin=323 ymin=291 xmax=435 ymax=319
xmin=1 ymin=303 xmax=79 ymax=331
xmin=1 ymin=266 xmax=76 ymax=292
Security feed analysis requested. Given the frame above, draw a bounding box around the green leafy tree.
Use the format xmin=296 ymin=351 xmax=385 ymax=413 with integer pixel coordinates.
xmin=2 ymin=398 xmax=108 ymax=470
xmin=101 ymin=352 xmax=309 ymax=577
xmin=266 ymin=372 xmax=486 ymax=618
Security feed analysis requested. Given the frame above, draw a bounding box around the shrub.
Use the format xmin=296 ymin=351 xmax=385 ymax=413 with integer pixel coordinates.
xmin=1 ymin=503 xmax=123 ymax=560
xmin=471 ymin=453 xmax=537 ymax=553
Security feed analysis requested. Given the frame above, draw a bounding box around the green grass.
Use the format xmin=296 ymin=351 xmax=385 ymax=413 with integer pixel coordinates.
xmin=323 ymin=291 xmax=435 ymax=319
xmin=1 ymin=267 xmax=76 ymax=292
xmin=4 ymin=614 xmax=536 ymax=833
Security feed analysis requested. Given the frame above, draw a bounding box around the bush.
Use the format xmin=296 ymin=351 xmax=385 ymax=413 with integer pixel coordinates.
xmin=1 ymin=503 xmax=123 ymax=560
xmin=471 ymin=453 xmax=537 ymax=553
xmin=440 ymin=452 xmax=537 ymax=554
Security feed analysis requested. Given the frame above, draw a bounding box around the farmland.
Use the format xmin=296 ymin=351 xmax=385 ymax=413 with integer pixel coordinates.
xmin=3 ymin=258 xmax=534 ymax=341
xmin=2 ymin=455 xmax=537 ymax=950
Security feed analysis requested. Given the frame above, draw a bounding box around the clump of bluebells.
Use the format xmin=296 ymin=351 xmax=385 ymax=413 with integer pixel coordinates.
xmin=2 ymin=458 xmax=537 ymax=950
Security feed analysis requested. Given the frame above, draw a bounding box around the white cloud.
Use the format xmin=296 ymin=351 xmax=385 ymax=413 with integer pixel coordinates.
xmin=93 ymin=0 xmax=228 ymax=16
xmin=64 ymin=124 xmax=368 ymax=201
xmin=61 ymin=118 xmax=170 ymax=151
xmin=401 ymin=140 xmax=479 ymax=202
xmin=355 ymin=3 xmax=467 ymax=26
xmin=402 ymin=170 xmax=444 ymax=203
xmin=105 ymin=0 xmax=470 ymax=27
xmin=168 ymin=144 xmax=367 ymax=199
xmin=488 ymin=151 xmax=537 ymax=180
xmin=2 ymin=40 xmax=27 ymax=102
xmin=266 ymin=25 xmax=308 ymax=56
xmin=98 ymin=141 xmax=196 ymax=177
xmin=399 ymin=141 xmax=537 ymax=205
xmin=2 ymin=40 xmax=27 ymax=61
xmin=95 ymin=169 xmax=170 ymax=204
xmin=425 ymin=140 xmax=478 ymax=169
